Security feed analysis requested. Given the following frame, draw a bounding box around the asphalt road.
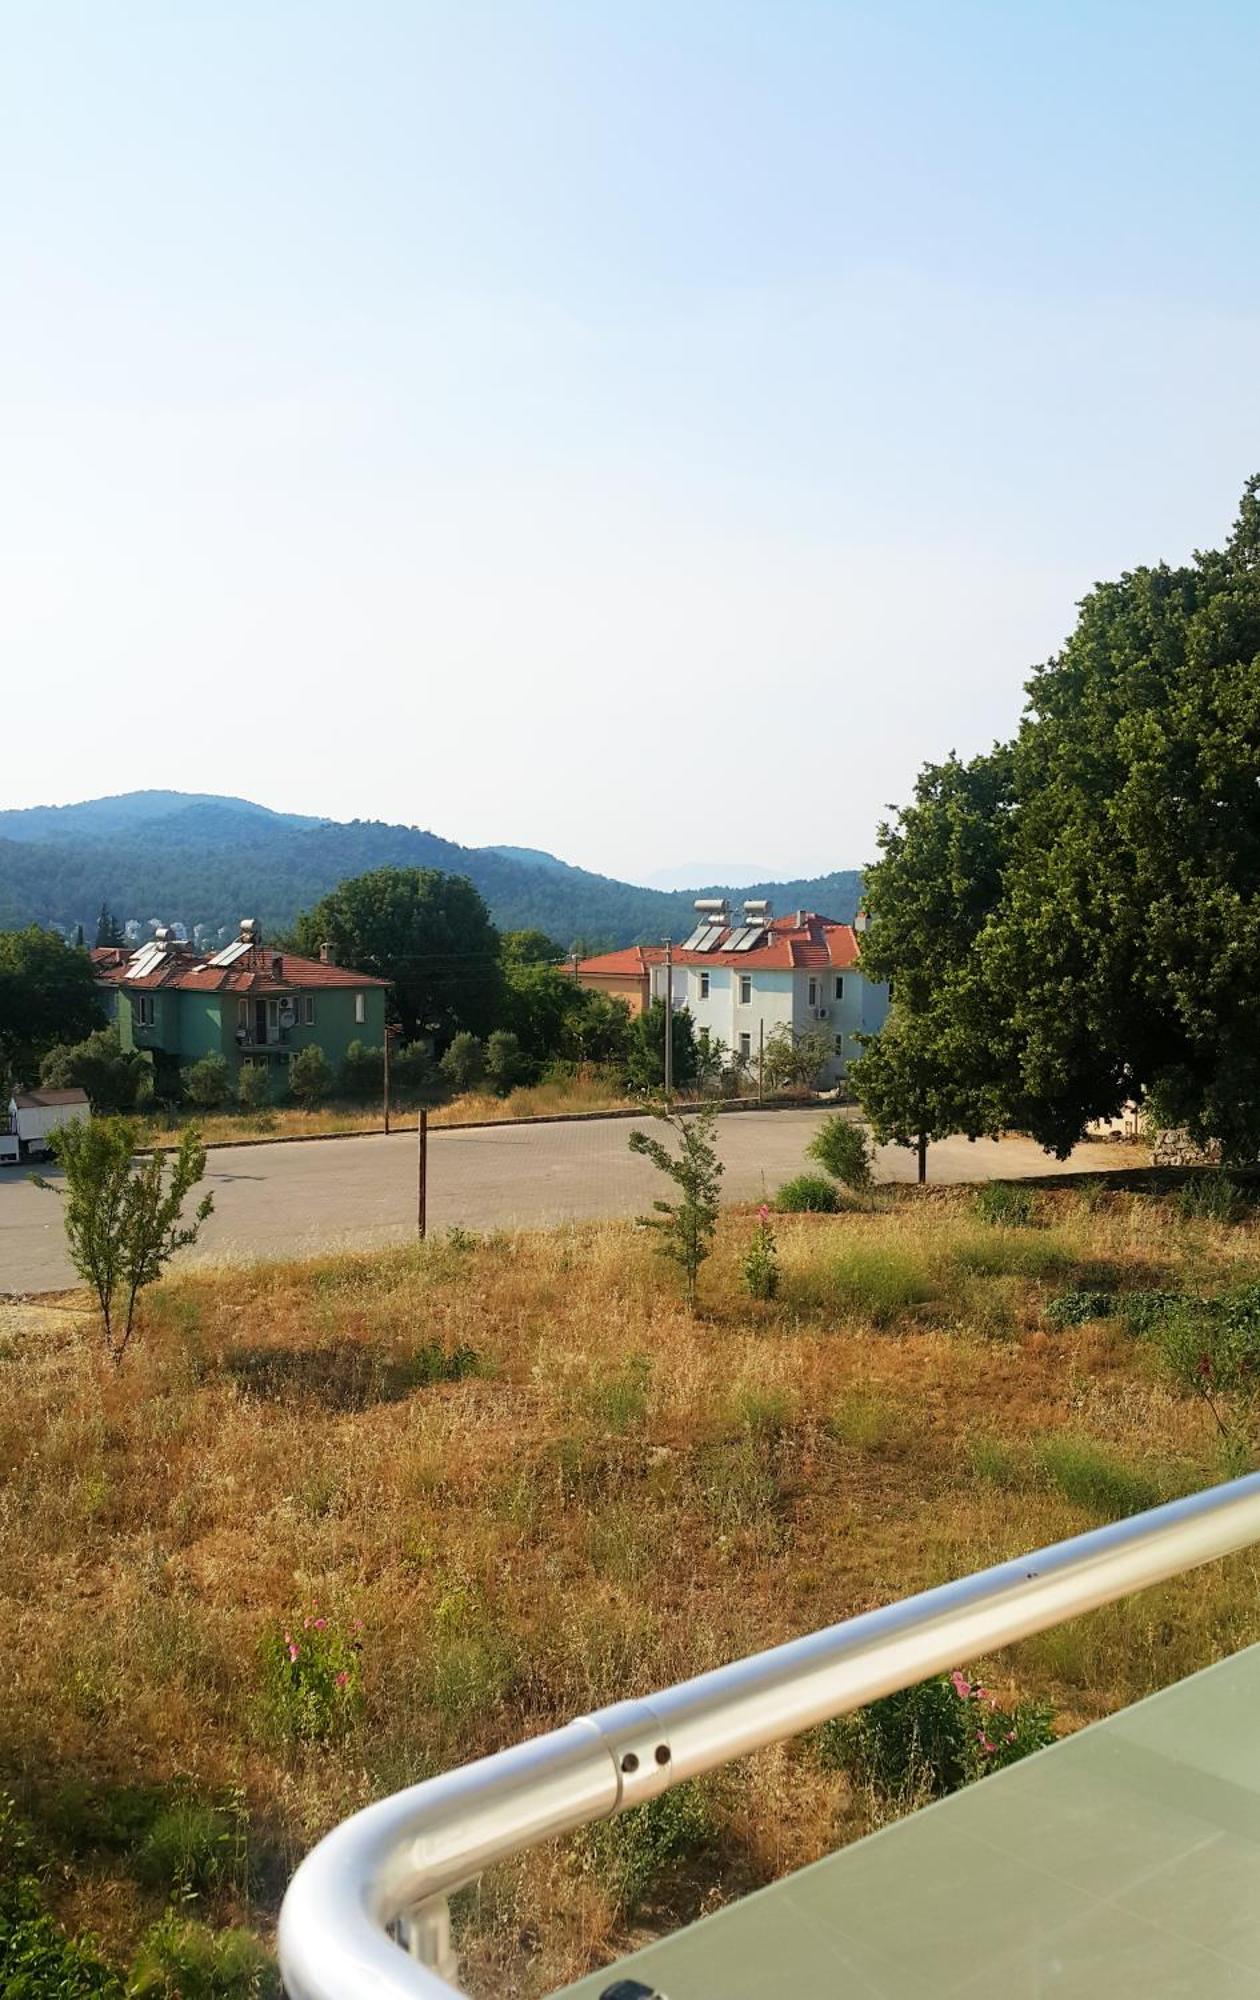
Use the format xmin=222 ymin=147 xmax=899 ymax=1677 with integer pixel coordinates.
xmin=0 ymin=1109 xmax=1134 ymax=1295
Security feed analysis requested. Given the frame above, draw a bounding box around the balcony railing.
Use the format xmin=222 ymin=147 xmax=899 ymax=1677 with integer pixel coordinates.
xmin=277 ymin=1472 xmax=1260 ymax=2000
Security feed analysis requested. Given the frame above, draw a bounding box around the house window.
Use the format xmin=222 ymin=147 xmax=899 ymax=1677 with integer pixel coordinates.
xmin=738 ymin=974 xmax=752 ymax=1005
xmin=739 ymin=1032 xmax=751 ymax=1060
xmin=808 ymin=978 xmax=818 ymax=1007
xmin=135 ymin=994 xmax=155 ymax=1026
xmin=354 ymin=991 xmax=366 ymax=1024
xmin=834 ymin=1035 xmax=844 ymax=1055
xmin=304 ymin=996 xmax=315 ymax=1025
xmin=834 ymin=976 xmax=844 ymax=1000
xmin=699 ymin=971 xmax=710 ymax=1000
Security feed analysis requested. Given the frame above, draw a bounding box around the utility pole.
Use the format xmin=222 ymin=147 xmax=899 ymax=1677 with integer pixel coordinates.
xmin=758 ymin=1019 xmax=764 ymax=1106
xmin=417 ymin=1105 xmax=428 ymax=1240
xmin=662 ymin=938 xmax=674 ymax=1101
xmin=383 ymin=1025 xmax=393 ymax=1135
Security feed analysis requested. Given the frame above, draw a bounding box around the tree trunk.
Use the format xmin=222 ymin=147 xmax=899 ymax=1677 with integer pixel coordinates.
xmin=917 ymin=1130 xmax=928 ymax=1185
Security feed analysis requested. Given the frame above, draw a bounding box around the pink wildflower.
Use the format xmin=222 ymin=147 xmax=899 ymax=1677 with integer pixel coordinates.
xmin=313 ymin=1617 xmax=327 ymax=1631
xmin=335 ymin=1670 xmax=349 ymax=1688
xmin=302 ymin=1617 xmax=312 ymax=1630
xmin=288 ymin=1642 xmax=300 ymax=1662
xmin=758 ymin=1205 xmax=770 ymax=1224
xmin=978 ymin=1732 xmax=996 ymax=1756
xmin=950 ymin=1671 xmax=972 ymax=1700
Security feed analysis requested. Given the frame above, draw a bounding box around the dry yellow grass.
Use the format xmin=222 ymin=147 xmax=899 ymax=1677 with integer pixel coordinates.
xmin=135 ymin=1073 xmax=640 ymax=1149
xmin=3 ymin=1181 xmax=1259 ymax=1993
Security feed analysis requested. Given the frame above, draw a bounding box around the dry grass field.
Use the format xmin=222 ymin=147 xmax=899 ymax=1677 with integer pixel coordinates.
xmin=132 ymin=1074 xmax=641 ymax=1151
xmin=4 ymin=1176 xmax=1260 ymax=1994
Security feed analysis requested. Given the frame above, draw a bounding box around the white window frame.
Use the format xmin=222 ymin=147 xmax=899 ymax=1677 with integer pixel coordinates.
xmin=834 ymin=975 xmax=844 ymax=1000
xmin=699 ymin=971 xmax=710 ymax=1000
xmin=834 ymin=1034 xmax=844 ymax=1055
xmin=738 ymin=974 xmax=752 ymax=1005
xmin=136 ymin=993 xmax=155 ymax=1027
xmin=739 ymin=1031 xmax=751 ymax=1060
xmin=808 ymin=978 xmax=818 ymax=1007
xmin=354 ymin=991 xmax=366 ymax=1024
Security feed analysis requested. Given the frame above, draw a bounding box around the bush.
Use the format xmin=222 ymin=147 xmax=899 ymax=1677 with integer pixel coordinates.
xmin=973 ymin=1182 xmax=1036 ymax=1226
xmin=817 ymin=1672 xmax=1055 ymax=1802
xmin=134 ymin=1795 xmax=244 ymax=1899
xmin=1045 ymin=1288 xmax=1114 ymax=1327
xmin=1177 ymin=1174 xmax=1247 ymax=1223
xmin=129 ymin=1913 xmax=279 ymax=2000
xmin=0 ymin=1796 xmax=123 ymax=1998
xmin=582 ymin=1783 xmax=716 ymax=1918
xmin=392 ymin=1040 xmax=435 ymax=1093
xmin=236 ymin=1062 xmax=271 ymax=1112
xmin=1122 ymin=1288 xmax=1184 ymax=1336
xmin=183 ymin=1052 xmax=231 ymax=1110
xmin=1149 ymin=1283 xmax=1260 ymax=1396
xmin=340 ymin=1039 xmax=384 ymax=1101
xmin=40 ymin=1025 xmax=148 ymax=1114
xmin=440 ymin=1032 xmax=485 ymax=1093
xmin=742 ymin=1206 xmax=779 ymax=1299
xmin=289 ymin=1045 xmax=333 ymax=1108
xmin=485 ymin=1029 xmax=529 ymax=1096
xmin=775 ymin=1173 xmax=839 ymax=1213
xmin=260 ymin=1613 xmax=364 ymax=1743
xmin=807 ymin=1115 xmax=873 ymax=1192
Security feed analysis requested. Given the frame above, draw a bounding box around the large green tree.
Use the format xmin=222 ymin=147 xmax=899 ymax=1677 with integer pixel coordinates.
xmin=855 ymin=479 xmax=1260 ymax=1162
xmin=291 ymin=867 xmax=503 ymax=1045
xmin=0 ymin=926 xmax=103 ymax=1087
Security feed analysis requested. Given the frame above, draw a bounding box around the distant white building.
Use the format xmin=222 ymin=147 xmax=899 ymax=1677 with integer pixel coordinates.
xmin=576 ymin=902 xmax=889 ymax=1085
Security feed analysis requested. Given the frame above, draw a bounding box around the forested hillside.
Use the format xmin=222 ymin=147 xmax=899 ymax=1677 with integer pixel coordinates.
xmin=0 ymin=792 xmax=861 ymax=947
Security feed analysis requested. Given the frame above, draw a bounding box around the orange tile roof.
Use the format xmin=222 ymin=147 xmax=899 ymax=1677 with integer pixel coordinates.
xmin=90 ymin=944 xmax=387 ymax=994
xmin=578 ymin=913 xmax=863 ymax=977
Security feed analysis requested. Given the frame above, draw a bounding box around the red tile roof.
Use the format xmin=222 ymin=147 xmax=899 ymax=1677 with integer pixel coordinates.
xmin=578 ymin=913 xmax=863 ymax=977
xmin=90 ymin=944 xmax=387 ymax=995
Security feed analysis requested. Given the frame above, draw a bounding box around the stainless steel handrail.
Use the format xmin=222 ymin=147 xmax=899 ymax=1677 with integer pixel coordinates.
xmin=278 ymin=1472 xmax=1260 ymax=2000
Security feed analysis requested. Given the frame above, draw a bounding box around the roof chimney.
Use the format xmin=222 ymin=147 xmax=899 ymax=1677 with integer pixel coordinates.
xmin=319 ymin=941 xmax=332 ymax=965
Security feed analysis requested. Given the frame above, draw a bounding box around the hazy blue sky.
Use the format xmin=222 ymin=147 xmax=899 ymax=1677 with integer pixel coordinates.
xmin=3 ymin=2 xmax=1258 ymax=883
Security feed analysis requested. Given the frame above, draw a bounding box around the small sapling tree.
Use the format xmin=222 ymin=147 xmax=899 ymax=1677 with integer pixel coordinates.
xmin=237 ymin=1061 xmax=271 ymax=1112
xmin=807 ymin=1113 xmax=874 ymax=1196
xmin=182 ymin=1052 xmax=231 ymax=1110
xmin=628 ymin=1103 xmax=723 ymax=1308
xmin=35 ymin=1120 xmax=213 ymax=1364
xmin=439 ymin=1031 xmax=485 ymax=1094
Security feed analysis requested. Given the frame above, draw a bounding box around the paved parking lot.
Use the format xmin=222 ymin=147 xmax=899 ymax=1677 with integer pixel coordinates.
xmin=0 ymin=1108 xmax=1134 ymax=1294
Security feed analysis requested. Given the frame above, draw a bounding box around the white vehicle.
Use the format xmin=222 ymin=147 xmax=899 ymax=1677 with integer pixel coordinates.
xmin=0 ymin=1087 xmax=90 ymax=1165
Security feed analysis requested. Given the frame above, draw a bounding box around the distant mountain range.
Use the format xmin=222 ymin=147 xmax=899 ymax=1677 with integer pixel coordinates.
xmin=0 ymin=791 xmax=863 ymax=949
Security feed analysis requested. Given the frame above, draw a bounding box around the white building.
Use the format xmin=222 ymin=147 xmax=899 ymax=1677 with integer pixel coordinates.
xmin=577 ymin=902 xmax=889 ymax=1085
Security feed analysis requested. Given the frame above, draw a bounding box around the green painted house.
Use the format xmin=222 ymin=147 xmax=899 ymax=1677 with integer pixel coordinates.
xmin=92 ymin=921 xmax=388 ymax=1089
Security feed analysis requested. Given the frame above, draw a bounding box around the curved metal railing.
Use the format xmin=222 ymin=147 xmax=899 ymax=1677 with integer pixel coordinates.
xmin=278 ymin=1472 xmax=1260 ymax=2000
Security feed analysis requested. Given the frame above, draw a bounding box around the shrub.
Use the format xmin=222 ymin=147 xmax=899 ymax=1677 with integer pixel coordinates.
xmin=289 ymin=1044 xmax=333 ymax=1108
xmin=775 ymin=1173 xmax=839 ymax=1214
xmin=1036 ymin=1435 xmax=1164 ymax=1517
xmin=807 ymin=1116 xmax=873 ymax=1193
xmin=582 ymin=1783 xmax=716 ymax=1917
xmin=817 ymin=1672 xmax=1055 ymax=1802
xmin=129 ymin=1913 xmax=279 ymax=2000
xmin=973 ymin=1182 xmax=1036 ymax=1226
xmin=485 ymin=1029 xmax=529 ymax=1095
xmin=392 ymin=1040 xmax=434 ymax=1093
xmin=1149 ymin=1284 xmax=1260 ymax=1397
xmin=742 ymin=1205 xmax=779 ymax=1299
xmin=0 ymin=1797 xmax=123 ymax=1998
xmin=261 ymin=1613 xmax=364 ymax=1743
xmin=183 ymin=1053 xmax=231 ymax=1110
xmin=1177 ymin=1174 xmax=1247 ymax=1223
xmin=40 ymin=1025 xmax=149 ymax=1114
xmin=1123 ymin=1288 xmax=1185 ymax=1336
xmin=440 ymin=1032 xmax=485 ymax=1093
xmin=340 ymin=1039 xmax=384 ymax=1100
xmin=1045 ymin=1288 xmax=1114 ymax=1328
xmin=236 ymin=1062 xmax=271 ymax=1112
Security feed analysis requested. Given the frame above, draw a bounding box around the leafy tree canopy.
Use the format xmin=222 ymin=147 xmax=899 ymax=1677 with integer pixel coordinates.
xmin=0 ymin=925 xmax=103 ymax=1087
xmin=854 ymin=478 xmax=1260 ymax=1161
xmin=291 ymin=867 xmax=503 ymax=1045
